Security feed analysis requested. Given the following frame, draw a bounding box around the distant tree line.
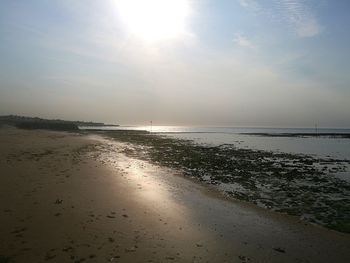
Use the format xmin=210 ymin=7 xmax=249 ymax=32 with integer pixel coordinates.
xmin=15 ymin=121 xmax=79 ymax=131
xmin=0 ymin=115 xmax=118 ymax=131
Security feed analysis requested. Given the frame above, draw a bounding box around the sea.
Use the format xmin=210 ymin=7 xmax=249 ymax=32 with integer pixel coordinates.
xmin=80 ymin=126 xmax=350 ymax=181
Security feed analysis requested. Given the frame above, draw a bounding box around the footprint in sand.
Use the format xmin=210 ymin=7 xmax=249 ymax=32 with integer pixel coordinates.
xmin=125 ymin=246 xmax=137 ymax=252
xmin=273 ymin=247 xmax=286 ymax=253
xmin=11 ymin=227 xmax=27 ymax=234
xmin=54 ymin=198 xmax=63 ymax=204
xmin=238 ymin=255 xmax=250 ymax=262
xmin=44 ymin=252 xmax=56 ymax=261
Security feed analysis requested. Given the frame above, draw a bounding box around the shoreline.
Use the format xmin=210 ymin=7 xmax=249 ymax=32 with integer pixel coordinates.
xmin=88 ymin=129 xmax=350 ymax=233
xmin=1 ymin=127 xmax=349 ymax=262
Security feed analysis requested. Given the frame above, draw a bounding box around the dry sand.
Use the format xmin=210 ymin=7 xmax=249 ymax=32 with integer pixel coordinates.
xmin=0 ymin=127 xmax=349 ymax=263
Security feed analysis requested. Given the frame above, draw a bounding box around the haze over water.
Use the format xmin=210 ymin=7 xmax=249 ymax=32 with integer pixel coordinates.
xmin=1 ymin=1 xmax=350 ymax=128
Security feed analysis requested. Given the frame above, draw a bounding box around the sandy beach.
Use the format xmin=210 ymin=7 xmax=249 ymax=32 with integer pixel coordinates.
xmin=0 ymin=127 xmax=349 ymax=263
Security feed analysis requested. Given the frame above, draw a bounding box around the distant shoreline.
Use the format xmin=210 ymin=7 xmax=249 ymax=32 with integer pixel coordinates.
xmin=241 ymin=133 xmax=350 ymax=139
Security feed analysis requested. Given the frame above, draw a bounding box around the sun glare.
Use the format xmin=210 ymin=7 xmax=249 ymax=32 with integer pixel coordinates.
xmin=115 ymin=0 xmax=191 ymax=42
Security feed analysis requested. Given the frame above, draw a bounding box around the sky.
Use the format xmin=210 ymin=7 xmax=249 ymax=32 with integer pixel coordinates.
xmin=0 ymin=0 xmax=349 ymax=127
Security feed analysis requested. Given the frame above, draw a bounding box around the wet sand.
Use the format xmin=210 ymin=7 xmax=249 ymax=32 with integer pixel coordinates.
xmin=0 ymin=127 xmax=349 ymax=263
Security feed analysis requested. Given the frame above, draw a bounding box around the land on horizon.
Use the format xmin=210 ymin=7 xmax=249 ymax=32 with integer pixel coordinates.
xmin=0 ymin=115 xmax=119 ymax=130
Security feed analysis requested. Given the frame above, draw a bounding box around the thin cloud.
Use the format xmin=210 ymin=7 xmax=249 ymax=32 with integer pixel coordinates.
xmin=277 ymin=0 xmax=322 ymax=37
xmin=233 ymin=34 xmax=256 ymax=49
xmin=238 ymin=0 xmax=261 ymax=12
xmin=238 ymin=0 xmax=322 ymax=38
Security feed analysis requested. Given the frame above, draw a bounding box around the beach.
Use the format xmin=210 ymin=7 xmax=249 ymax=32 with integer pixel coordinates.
xmin=0 ymin=127 xmax=349 ymax=263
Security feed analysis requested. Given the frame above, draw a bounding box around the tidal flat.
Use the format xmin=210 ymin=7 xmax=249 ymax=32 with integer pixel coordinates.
xmin=97 ymin=130 xmax=350 ymax=233
xmin=1 ymin=127 xmax=350 ymax=263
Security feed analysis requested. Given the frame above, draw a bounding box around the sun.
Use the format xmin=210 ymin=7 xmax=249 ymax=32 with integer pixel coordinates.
xmin=115 ymin=0 xmax=191 ymax=42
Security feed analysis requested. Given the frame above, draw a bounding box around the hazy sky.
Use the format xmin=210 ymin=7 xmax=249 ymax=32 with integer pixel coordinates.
xmin=1 ymin=0 xmax=349 ymax=127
